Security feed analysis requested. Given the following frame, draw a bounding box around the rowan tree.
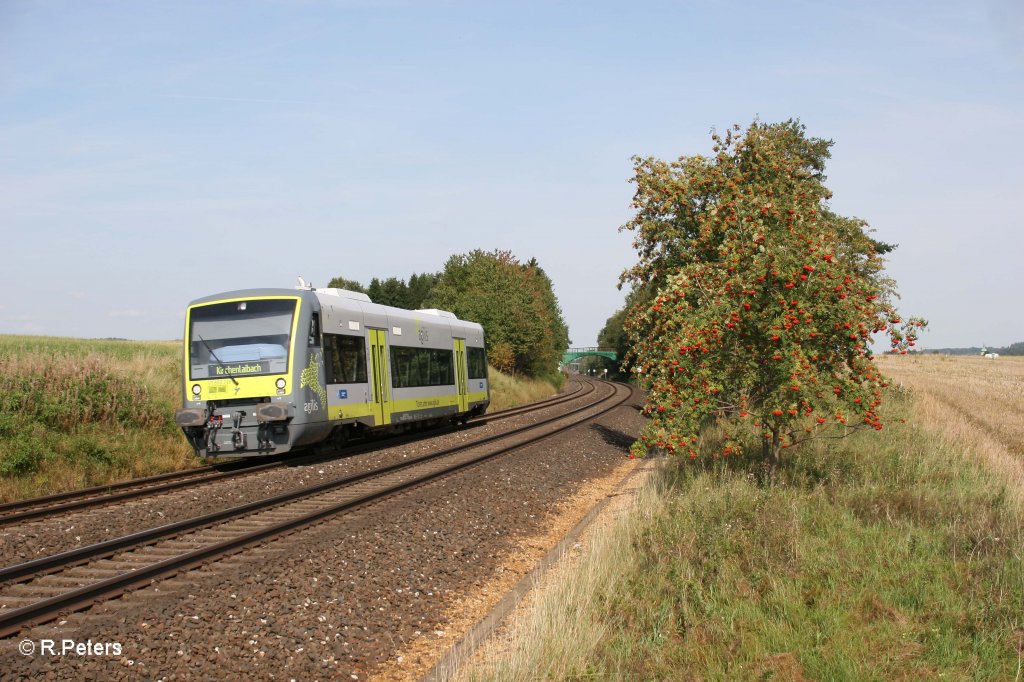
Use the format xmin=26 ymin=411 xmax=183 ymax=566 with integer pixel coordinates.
xmin=621 ymin=120 xmax=925 ymax=466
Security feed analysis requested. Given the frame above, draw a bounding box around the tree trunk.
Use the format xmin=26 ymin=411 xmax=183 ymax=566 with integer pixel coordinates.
xmin=761 ymin=427 xmax=781 ymax=484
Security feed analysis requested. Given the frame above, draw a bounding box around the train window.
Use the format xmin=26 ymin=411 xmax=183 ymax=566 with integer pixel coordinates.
xmin=390 ymin=346 xmax=455 ymax=388
xmin=467 ymin=347 xmax=488 ymax=380
xmin=188 ymin=298 xmax=296 ymax=380
xmin=324 ymin=334 xmax=368 ymax=384
xmin=309 ymin=313 xmax=321 ymax=347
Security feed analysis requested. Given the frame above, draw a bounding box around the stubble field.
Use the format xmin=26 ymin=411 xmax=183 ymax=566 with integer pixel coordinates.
xmin=460 ymin=354 xmax=1024 ymax=681
xmin=878 ymin=354 xmax=1024 ymax=502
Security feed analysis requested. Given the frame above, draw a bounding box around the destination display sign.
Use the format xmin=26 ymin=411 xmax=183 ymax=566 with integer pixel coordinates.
xmin=209 ymin=361 xmax=270 ymax=377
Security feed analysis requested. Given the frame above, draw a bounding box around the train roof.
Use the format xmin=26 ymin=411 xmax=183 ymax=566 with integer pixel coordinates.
xmin=185 ymin=287 xmax=485 ymax=337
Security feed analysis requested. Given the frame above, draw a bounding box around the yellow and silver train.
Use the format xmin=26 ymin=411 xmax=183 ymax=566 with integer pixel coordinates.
xmin=174 ymin=283 xmax=489 ymax=458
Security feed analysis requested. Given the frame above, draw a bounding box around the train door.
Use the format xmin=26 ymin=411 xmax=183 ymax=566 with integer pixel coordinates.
xmin=454 ymin=338 xmax=469 ymax=413
xmin=369 ymin=329 xmax=392 ymax=426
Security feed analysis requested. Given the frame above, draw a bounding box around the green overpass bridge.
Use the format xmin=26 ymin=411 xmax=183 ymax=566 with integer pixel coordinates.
xmin=562 ymin=347 xmax=618 ymax=365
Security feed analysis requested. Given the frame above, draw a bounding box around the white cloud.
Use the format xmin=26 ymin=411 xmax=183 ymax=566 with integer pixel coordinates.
xmin=107 ymin=309 xmax=145 ymax=318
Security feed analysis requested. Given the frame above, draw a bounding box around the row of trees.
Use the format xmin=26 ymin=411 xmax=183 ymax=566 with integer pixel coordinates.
xmin=596 ymin=286 xmax=652 ymax=380
xmin=614 ymin=119 xmax=924 ymax=466
xmin=326 ymin=273 xmax=439 ymax=310
xmin=327 ymin=250 xmax=569 ymax=379
xmin=924 ymin=342 xmax=1024 ymax=356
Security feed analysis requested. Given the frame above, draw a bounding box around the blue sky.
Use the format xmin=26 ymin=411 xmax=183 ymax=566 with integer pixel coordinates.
xmin=2 ymin=0 xmax=1021 ymax=348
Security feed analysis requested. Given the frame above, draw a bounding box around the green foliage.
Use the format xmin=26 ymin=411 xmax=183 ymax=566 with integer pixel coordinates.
xmin=465 ymin=393 xmax=1024 ymax=680
xmin=598 ymin=421 xmax=1023 ymax=679
xmin=486 ymin=365 xmax=564 ymax=411
xmin=0 ymin=438 xmax=45 ymax=477
xmin=326 ymin=257 xmax=567 ymax=376
xmin=325 ymin=276 xmax=366 ymax=293
xmin=2 ymin=365 xmax=163 ymax=432
xmin=427 ymin=250 xmax=569 ymax=377
xmin=406 ymin=272 xmax=440 ymax=309
xmin=365 ymin=277 xmax=403 ymax=307
xmin=620 ymin=120 xmax=926 ymax=463
xmin=328 ymin=272 xmax=439 ymax=309
xmin=366 ymin=272 xmax=439 ymax=309
xmin=0 ymin=336 xmax=198 ymax=498
xmin=1000 ymin=341 xmax=1024 ymax=356
xmin=597 ymin=284 xmax=655 ymax=379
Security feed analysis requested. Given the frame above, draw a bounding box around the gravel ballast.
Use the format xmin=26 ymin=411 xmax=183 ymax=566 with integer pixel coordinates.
xmin=1 ymin=382 xmax=645 ymax=681
xmin=0 ymin=381 xmax=591 ymax=565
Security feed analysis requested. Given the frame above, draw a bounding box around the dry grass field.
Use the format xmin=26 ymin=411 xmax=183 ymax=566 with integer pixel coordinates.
xmin=878 ymin=354 xmax=1024 ymax=502
xmin=0 ymin=336 xmax=200 ymax=502
xmin=461 ymin=355 xmax=1024 ymax=680
xmin=486 ymin=366 xmax=564 ymax=412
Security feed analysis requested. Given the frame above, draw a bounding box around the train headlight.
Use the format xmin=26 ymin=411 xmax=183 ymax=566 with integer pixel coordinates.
xmin=276 ymin=378 xmax=286 ymax=389
xmin=192 ymin=384 xmax=202 ymax=396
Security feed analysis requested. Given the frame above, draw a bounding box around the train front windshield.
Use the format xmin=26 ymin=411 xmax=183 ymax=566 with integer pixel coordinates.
xmin=188 ymin=299 xmax=297 ymax=380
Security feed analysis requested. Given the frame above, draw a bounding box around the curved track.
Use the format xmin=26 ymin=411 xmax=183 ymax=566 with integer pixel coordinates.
xmin=0 ymin=380 xmax=632 ymax=638
xmin=0 ymin=379 xmax=593 ymax=527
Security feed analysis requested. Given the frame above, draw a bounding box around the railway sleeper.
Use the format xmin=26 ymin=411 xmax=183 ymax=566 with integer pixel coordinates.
xmin=92 ymin=555 xmax=154 ymax=565
xmin=149 ymin=541 xmax=206 ymax=551
xmin=0 ymin=596 xmax=39 ymax=609
xmin=104 ymin=554 xmax=158 ymax=564
xmin=289 ymin=498 xmax=331 ymax=507
xmin=84 ymin=559 xmax=130 ymax=569
xmin=252 ymin=513 xmax=301 ymax=522
xmin=125 ymin=548 xmax=190 ymax=558
xmin=31 ymin=576 xmax=92 ymax=588
xmin=2 ymin=584 xmax=74 ymax=597
xmin=191 ymin=531 xmax=253 ymax=540
xmin=222 ymin=521 xmax=272 ymax=530
xmin=63 ymin=567 xmax=126 ymax=579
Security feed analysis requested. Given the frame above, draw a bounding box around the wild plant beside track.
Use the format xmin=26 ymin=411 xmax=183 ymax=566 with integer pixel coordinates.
xmin=487 ymin=367 xmax=565 ymax=412
xmin=0 ymin=335 xmax=561 ymax=503
xmin=0 ymin=336 xmax=199 ymax=502
xmin=463 ymin=364 xmax=1024 ymax=680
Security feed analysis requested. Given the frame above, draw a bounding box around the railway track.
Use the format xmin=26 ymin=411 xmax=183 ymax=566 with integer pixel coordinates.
xmin=0 ymin=380 xmax=632 ymax=638
xmin=0 ymin=379 xmax=592 ymax=528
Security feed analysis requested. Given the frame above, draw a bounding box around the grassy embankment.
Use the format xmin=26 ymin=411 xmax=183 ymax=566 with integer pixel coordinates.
xmin=487 ymin=367 xmax=564 ymax=412
xmin=463 ymin=355 xmax=1024 ymax=680
xmin=0 ymin=336 xmax=196 ymax=503
xmin=0 ymin=336 xmax=562 ymax=503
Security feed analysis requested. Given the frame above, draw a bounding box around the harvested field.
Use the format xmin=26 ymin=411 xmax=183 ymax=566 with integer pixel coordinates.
xmin=879 ymin=354 xmax=1024 ymax=502
xmin=458 ymin=357 xmax=1024 ymax=680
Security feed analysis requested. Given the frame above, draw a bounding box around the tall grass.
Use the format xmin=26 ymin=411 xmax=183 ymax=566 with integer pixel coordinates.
xmin=464 ymin=382 xmax=1024 ymax=680
xmin=0 ymin=336 xmax=565 ymax=502
xmin=487 ymin=367 xmax=564 ymax=412
xmin=0 ymin=336 xmax=199 ymax=502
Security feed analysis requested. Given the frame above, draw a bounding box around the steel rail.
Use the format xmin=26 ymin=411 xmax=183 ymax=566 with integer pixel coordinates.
xmin=0 ymin=379 xmax=609 ymax=584
xmin=0 ymin=381 xmax=631 ymax=638
xmin=0 ymin=379 xmax=590 ymax=526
